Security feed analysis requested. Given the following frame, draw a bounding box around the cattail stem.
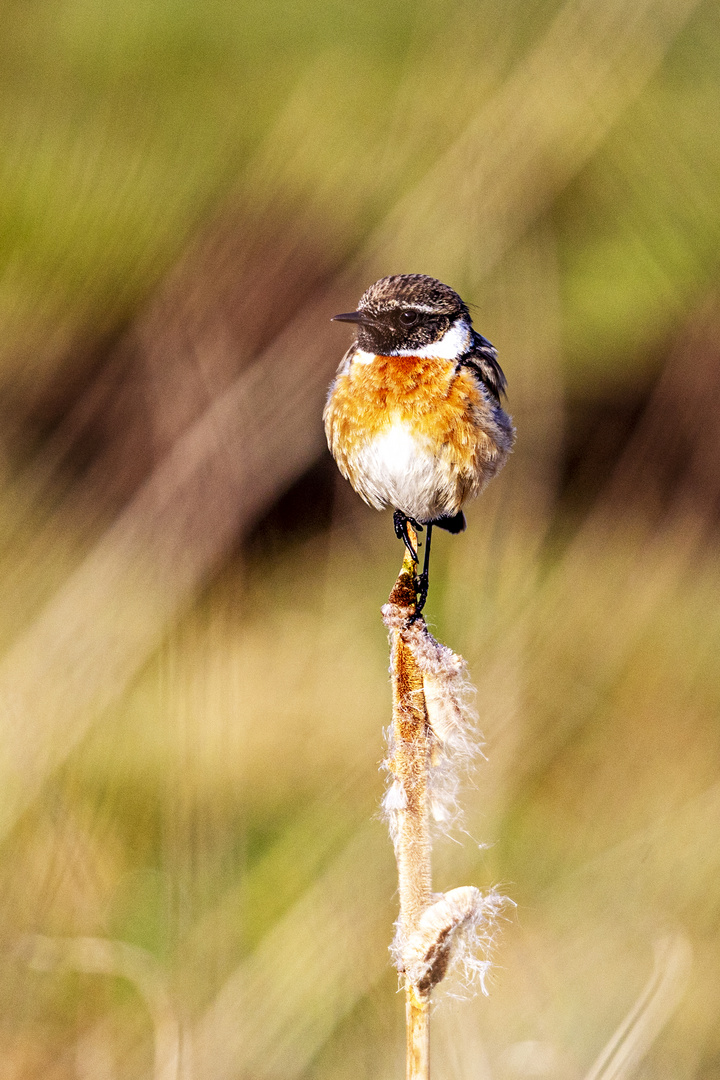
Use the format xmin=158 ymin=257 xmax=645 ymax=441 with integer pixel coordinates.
xmin=382 ymin=530 xmax=509 ymax=1078
xmin=385 ymin=532 xmax=434 ymax=1080
xmin=406 ymin=985 xmax=430 ymax=1080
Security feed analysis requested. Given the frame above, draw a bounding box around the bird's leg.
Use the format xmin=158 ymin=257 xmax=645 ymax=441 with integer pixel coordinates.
xmin=414 ymin=523 xmax=433 ymax=614
xmin=393 ymin=510 xmax=422 ymax=563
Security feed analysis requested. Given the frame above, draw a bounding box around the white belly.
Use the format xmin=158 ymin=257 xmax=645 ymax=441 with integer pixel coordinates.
xmin=352 ymin=422 xmax=458 ymax=522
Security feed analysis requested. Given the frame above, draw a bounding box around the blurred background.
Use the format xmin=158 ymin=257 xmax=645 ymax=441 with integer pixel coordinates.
xmin=1 ymin=0 xmax=719 ymax=1076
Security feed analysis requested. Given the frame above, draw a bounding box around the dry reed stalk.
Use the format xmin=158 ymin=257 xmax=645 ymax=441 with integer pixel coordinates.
xmin=382 ymin=528 xmax=508 ymax=1080
xmin=384 ymin=541 xmax=433 ymax=1078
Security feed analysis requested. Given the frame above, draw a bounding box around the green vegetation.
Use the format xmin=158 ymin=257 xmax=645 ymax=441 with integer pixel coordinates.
xmin=1 ymin=0 xmax=720 ymax=1075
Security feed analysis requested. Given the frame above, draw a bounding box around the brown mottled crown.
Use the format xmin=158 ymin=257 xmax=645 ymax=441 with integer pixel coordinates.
xmin=334 ymin=274 xmax=474 ymax=356
xmin=358 ymin=274 xmax=469 ymax=320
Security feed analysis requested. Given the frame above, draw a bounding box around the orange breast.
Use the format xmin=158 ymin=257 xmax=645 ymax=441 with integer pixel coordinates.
xmin=324 ymin=349 xmax=514 ymax=519
xmin=325 ymin=354 xmax=489 ymax=468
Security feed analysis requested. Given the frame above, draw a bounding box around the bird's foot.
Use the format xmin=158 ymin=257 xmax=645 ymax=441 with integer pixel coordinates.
xmin=393 ymin=510 xmax=422 ymax=563
xmin=413 ymin=571 xmax=429 ymax=617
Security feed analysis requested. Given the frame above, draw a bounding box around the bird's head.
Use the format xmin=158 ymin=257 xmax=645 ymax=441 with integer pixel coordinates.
xmin=333 ymin=274 xmax=474 ymax=358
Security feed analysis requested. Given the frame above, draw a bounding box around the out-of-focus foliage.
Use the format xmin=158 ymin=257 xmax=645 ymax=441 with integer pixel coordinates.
xmin=1 ymin=0 xmax=720 ymax=1076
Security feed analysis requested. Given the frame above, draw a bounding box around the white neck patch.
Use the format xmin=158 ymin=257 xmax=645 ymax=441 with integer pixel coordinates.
xmin=353 ymin=348 xmax=376 ymax=365
xmin=392 ymin=317 xmax=472 ymax=360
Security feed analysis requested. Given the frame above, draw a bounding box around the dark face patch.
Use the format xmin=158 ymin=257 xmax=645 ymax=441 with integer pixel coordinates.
xmin=356 ymin=308 xmax=453 ymax=354
xmin=353 ymin=274 xmax=470 ymax=355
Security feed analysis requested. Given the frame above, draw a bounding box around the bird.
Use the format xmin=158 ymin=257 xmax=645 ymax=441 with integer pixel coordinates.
xmin=324 ymin=274 xmax=515 ymax=613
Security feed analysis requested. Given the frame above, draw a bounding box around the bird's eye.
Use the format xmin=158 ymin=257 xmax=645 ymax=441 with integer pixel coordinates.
xmin=399 ymin=310 xmax=419 ymax=327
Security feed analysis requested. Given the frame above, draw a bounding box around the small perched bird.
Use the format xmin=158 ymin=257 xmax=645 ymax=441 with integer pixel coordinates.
xmin=324 ymin=274 xmax=515 ymax=612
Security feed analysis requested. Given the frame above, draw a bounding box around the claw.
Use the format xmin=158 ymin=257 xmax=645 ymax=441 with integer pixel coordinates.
xmin=392 ymin=512 xmax=435 ymax=616
xmin=393 ymin=510 xmax=422 ymax=563
xmin=414 ymin=571 xmax=429 ymax=615
xmin=414 ymin=522 xmax=434 ymax=615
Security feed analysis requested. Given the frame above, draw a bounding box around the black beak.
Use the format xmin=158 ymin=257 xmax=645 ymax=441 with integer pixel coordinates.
xmin=331 ymin=310 xmax=367 ymax=324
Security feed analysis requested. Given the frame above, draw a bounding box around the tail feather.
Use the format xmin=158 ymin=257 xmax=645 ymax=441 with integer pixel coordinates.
xmin=431 ymin=511 xmax=466 ymax=534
